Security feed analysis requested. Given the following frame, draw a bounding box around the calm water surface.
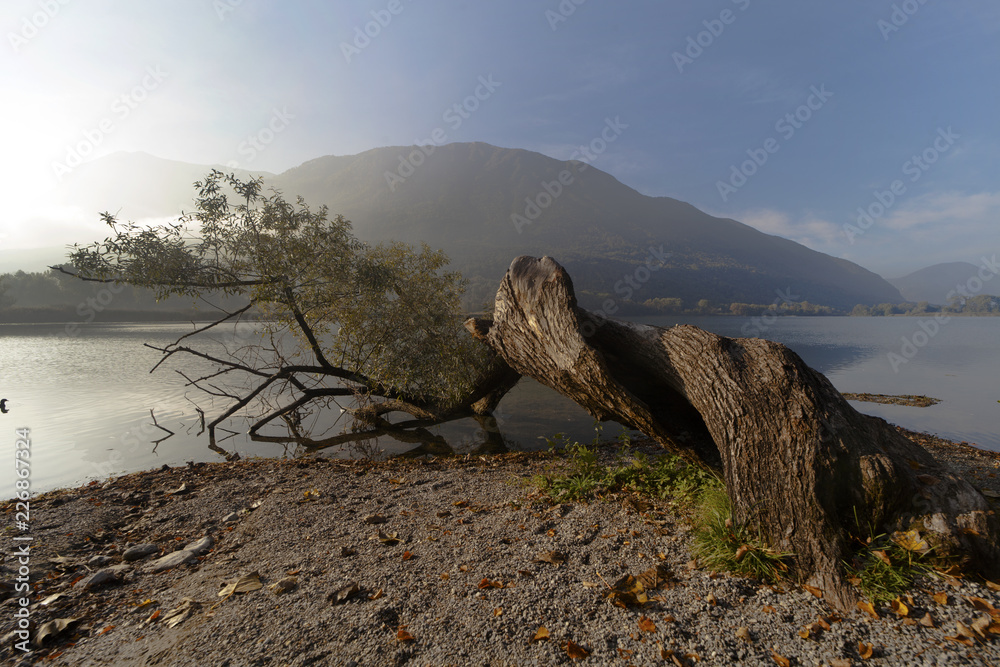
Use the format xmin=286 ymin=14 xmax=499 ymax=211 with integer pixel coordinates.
xmin=1 ymin=317 xmax=997 ymax=497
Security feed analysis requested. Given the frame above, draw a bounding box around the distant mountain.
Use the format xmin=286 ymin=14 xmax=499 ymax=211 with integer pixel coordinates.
xmin=888 ymin=262 xmax=998 ymax=304
xmin=42 ymin=144 xmax=904 ymax=310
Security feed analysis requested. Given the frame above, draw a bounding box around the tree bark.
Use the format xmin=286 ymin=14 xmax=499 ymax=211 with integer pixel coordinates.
xmin=468 ymin=256 xmax=1000 ymax=609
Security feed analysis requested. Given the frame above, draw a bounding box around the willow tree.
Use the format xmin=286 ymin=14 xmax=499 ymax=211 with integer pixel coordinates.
xmin=61 ymin=171 xmax=519 ymax=449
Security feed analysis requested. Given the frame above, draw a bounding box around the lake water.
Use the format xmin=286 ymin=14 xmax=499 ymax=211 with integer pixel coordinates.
xmin=1 ymin=316 xmax=997 ymax=497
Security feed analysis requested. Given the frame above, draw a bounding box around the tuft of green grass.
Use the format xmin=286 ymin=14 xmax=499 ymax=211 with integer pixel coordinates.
xmin=691 ymin=485 xmax=791 ymax=583
xmin=843 ymin=535 xmax=940 ymax=603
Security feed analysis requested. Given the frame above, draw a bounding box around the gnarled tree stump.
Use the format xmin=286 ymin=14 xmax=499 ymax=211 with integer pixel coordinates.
xmin=467 ymin=256 xmax=999 ymax=609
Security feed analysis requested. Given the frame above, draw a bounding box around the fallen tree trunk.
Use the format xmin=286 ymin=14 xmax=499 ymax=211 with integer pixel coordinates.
xmin=467 ymin=256 xmax=1000 ymax=609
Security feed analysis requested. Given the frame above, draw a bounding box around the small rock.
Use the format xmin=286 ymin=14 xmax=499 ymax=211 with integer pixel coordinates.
xmin=363 ymin=514 xmax=387 ymax=525
xmin=147 ymin=549 xmax=197 ymax=573
xmin=185 ymin=535 xmax=214 ymax=556
xmin=87 ymin=555 xmax=112 ymax=567
xmin=735 ymin=626 xmax=752 ymax=643
xmin=122 ymin=544 xmax=160 ymax=562
xmin=74 ymin=569 xmax=119 ymax=590
xmin=269 ymin=576 xmax=298 ymax=595
xmin=169 ymin=482 xmax=190 ymax=495
xmin=222 ymin=512 xmax=239 ymax=523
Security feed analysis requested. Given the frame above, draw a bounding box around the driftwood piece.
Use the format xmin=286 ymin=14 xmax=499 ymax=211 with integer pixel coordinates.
xmin=468 ymin=256 xmax=999 ymax=609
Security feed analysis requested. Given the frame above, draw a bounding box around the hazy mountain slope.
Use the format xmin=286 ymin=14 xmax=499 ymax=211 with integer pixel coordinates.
xmin=45 ymin=144 xmax=903 ymax=309
xmin=273 ymin=142 xmax=902 ymax=309
xmin=889 ymin=262 xmax=996 ymax=304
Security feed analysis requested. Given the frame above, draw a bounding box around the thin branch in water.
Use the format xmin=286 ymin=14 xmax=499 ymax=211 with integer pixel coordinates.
xmin=149 ymin=409 xmax=175 ymax=446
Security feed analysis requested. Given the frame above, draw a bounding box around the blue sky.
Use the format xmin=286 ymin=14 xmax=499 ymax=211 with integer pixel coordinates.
xmin=1 ymin=0 xmax=998 ymax=277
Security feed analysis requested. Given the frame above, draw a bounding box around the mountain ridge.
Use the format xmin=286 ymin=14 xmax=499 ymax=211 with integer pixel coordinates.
xmin=40 ymin=143 xmax=904 ymax=309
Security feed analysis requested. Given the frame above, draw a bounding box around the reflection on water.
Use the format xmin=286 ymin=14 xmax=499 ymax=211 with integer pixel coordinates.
xmin=1 ymin=316 xmax=998 ymax=496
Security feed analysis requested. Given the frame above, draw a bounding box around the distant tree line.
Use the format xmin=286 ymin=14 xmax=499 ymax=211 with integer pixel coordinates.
xmin=0 ymin=268 xmax=249 ymax=322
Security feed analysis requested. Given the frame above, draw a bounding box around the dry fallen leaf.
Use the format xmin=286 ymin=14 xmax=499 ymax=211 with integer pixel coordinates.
xmin=956 ymin=620 xmax=977 ymax=641
xmin=857 ymin=600 xmax=879 ymax=620
xmin=919 ymin=612 xmax=935 ymax=628
xmin=734 ymin=545 xmax=750 ymax=562
xmin=771 ymin=650 xmax=791 ymax=667
xmin=328 ymin=582 xmax=360 ymax=605
xmin=932 ymin=591 xmax=948 ymax=606
xmin=638 ymin=616 xmax=656 ymax=633
xmin=735 ymin=626 xmax=752 ymax=643
xmin=637 ymin=564 xmax=674 ymax=590
xmin=531 ymin=626 xmax=550 ymax=643
xmin=892 ymin=529 xmax=931 ymax=554
xmin=368 ymin=588 xmax=384 ymax=601
xmin=396 ymin=626 xmax=415 ymax=642
xmin=705 ymin=592 xmax=718 ymax=606
xmin=986 ymin=580 xmax=1000 ymax=592
xmin=872 ymin=550 xmax=891 ymax=566
xmin=162 ymin=598 xmax=201 ymax=628
xmin=606 ymin=575 xmax=648 ymax=608
xmin=565 ymin=640 xmax=589 ymax=661
xmin=890 ymin=597 xmax=909 ymax=617
xmin=829 ymin=659 xmax=852 ymax=667
xmin=268 ymin=576 xmax=298 ymax=596
xmin=762 ymin=605 xmax=777 ymax=614
xmin=377 ymin=530 xmax=400 ymax=546
xmin=493 ymin=607 xmax=502 ymax=617
xmin=966 ymin=596 xmax=997 ymax=615
xmin=970 ymin=614 xmax=992 ymax=639
xmin=401 ymin=550 xmax=413 ymax=561
xmin=478 ymin=578 xmax=503 ymax=589
xmin=339 ymin=546 xmax=356 ymax=557
xmin=534 ymin=550 xmax=567 ymax=566
xmin=858 ymin=641 xmax=874 ymax=659
xmin=218 ymin=572 xmax=263 ymax=598
xmin=802 ymin=584 xmax=823 ymax=599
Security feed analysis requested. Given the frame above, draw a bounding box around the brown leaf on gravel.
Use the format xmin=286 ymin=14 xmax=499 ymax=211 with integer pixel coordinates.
xmin=377 ymin=530 xmax=399 ymax=546
xmin=606 ymin=575 xmax=648 ymax=608
xmin=857 ymin=600 xmax=879 ymax=620
xmin=530 ymin=626 xmax=550 ymax=643
xmin=478 ymin=578 xmax=503 ymax=589
xmin=637 ymin=564 xmax=674 ymax=590
xmin=162 ymin=598 xmax=201 ymax=628
xmin=328 ymin=582 xmax=359 ymax=605
xmin=802 ymin=584 xmax=823 ymax=598
xmin=932 ymin=591 xmax=949 ymax=605
xmin=762 ymin=605 xmax=777 ymax=614
xmin=436 ymin=511 xmax=452 ymax=518
xmin=735 ymin=626 xmax=752 ymax=642
xmin=985 ymin=580 xmax=1000 ymax=592
xmin=944 ymin=633 xmax=975 ymax=647
xmin=401 ymin=551 xmax=413 ymax=561
xmin=771 ymin=650 xmax=790 ymax=667
xmin=396 ymin=626 xmax=415 ymax=642
xmin=966 ymin=596 xmax=999 ymax=617
xmin=918 ymin=612 xmax=935 ymax=628
xmin=452 ymin=500 xmax=469 ymax=508
xmin=970 ymin=614 xmax=992 ymax=638
xmin=564 ymin=640 xmax=589 ymax=661
xmin=890 ymin=597 xmax=909 ymax=617
xmin=218 ymin=572 xmax=263 ymax=598
xmin=637 ymin=616 xmax=656 ymax=633
xmin=268 ymin=577 xmax=298 ymax=595
xmin=368 ymin=588 xmax=384 ymax=601
xmin=815 ymin=616 xmax=832 ymax=631
xmin=858 ymin=641 xmax=874 ymax=659
xmin=534 ymin=550 xmax=567 ymax=566
xmin=955 ymin=620 xmax=978 ymax=641
xmin=492 ymin=607 xmax=502 ymax=617
xmin=705 ymin=592 xmax=718 ymax=606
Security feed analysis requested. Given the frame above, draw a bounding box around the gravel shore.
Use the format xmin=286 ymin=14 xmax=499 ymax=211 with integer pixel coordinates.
xmin=2 ymin=429 xmax=999 ymax=666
